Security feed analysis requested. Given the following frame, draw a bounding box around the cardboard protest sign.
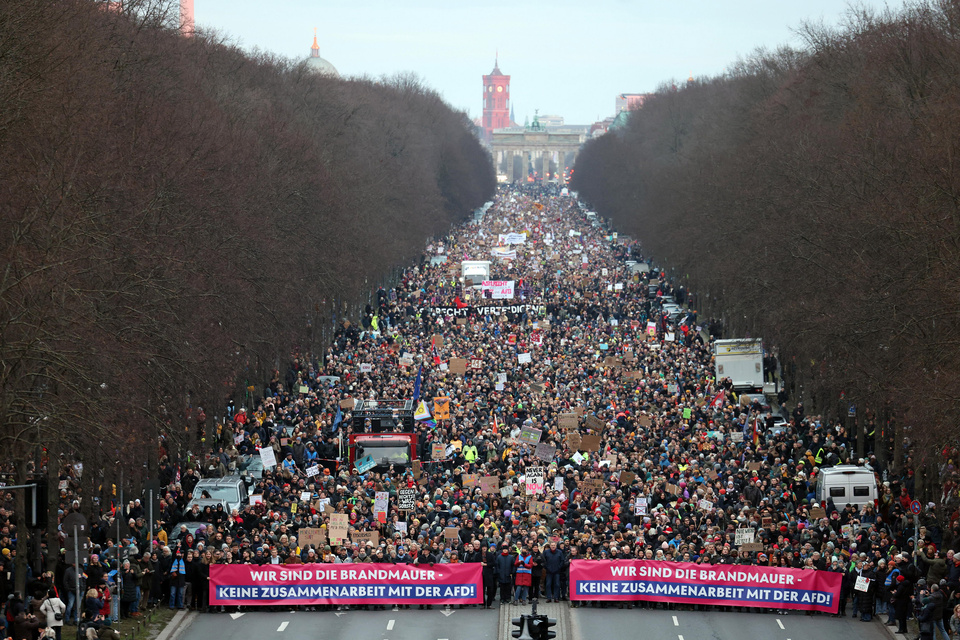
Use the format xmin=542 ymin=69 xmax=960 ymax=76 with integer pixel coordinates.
xmin=432 ymin=443 xmax=446 ymax=460
xmin=398 ymin=488 xmax=417 ymax=511
xmin=619 ymin=471 xmax=636 ymax=486
xmin=735 ymin=528 xmax=756 ymax=545
xmin=479 ymin=476 xmax=500 ymax=494
xmin=666 ymin=483 xmax=681 ymax=496
xmin=329 ymin=514 xmax=349 ymax=544
xmin=637 ymin=415 xmax=652 ymax=427
xmin=412 ymin=460 xmax=422 ymax=478
xmin=432 ymin=334 xmax=444 ymax=348
xmin=299 ymin=528 xmax=326 ymax=548
xmin=581 ymin=478 xmax=604 ymax=495
xmin=529 ymin=382 xmax=545 ymax=394
xmin=340 ymin=398 xmax=355 ymax=410
xmin=462 ymin=473 xmax=479 ymax=488
xmin=534 ymin=443 xmax=556 ymax=462
xmin=761 ymin=517 xmax=773 ymax=530
xmin=584 ymin=415 xmax=605 ymax=432
xmin=559 ymin=413 xmax=579 ymax=429
xmin=449 ymin=358 xmax=468 ymax=375
xmin=519 ymin=426 xmax=543 ymax=445
xmin=580 ymin=435 xmax=602 ymax=452
xmin=565 ymin=431 xmax=582 ymax=450
xmin=747 ymin=462 xmax=762 ymax=472
xmin=352 ymin=531 xmax=379 ymax=547
xmin=740 ymin=543 xmax=764 ymax=553
xmin=433 ymin=397 xmax=451 ymax=420
xmin=530 ymin=501 xmax=552 ymax=515
xmin=809 ymin=507 xmax=827 ymax=519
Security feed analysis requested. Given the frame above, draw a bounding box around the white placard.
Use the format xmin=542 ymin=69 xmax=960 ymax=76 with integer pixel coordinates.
xmin=854 ymin=576 xmax=870 ymax=592
xmin=306 ymin=464 xmax=320 ymax=477
xmin=554 ymin=476 xmax=564 ymax=491
xmin=481 ymin=280 xmax=515 ymax=299
xmin=300 ymin=491 xmax=311 ymax=502
xmin=735 ymin=528 xmax=755 ymax=545
xmin=698 ymin=499 xmax=714 ymax=511
xmin=258 ymin=447 xmax=277 ymax=469
xmin=518 ymin=353 xmax=532 ymax=364
xmin=571 ymin=452 xmax=584 ymax=465
xmin=249 ymin=494 xmax=263 ymax=506
xmin=635 ymin=497 xmax=648 ymax=516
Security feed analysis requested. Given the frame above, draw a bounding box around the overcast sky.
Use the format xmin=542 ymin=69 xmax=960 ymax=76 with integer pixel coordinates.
xmin=195 ymin=0 xmax=902 ymax=125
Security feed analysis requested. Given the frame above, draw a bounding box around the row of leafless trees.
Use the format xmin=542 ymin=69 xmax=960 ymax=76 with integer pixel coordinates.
xmin=0 ymin=0 xmax=494 ymax=534
xmin=572 ymin=1 xmax=960 ymax=493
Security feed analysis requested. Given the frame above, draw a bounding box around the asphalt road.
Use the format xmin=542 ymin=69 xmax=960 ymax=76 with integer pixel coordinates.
xmin=178 ymin=607 xmax=499 ymax=640
xmin=570 ymin=606 xmax=892 ymax=640
xmin=175 ymin=605 xmax=893 ymax=640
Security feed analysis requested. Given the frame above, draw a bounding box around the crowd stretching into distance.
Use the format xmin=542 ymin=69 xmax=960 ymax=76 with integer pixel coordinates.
xmin=5 ymin=185 xmax=960 ymax=640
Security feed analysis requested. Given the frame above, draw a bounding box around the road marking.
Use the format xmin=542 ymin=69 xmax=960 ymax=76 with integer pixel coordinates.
xmin=335 ymin=612 xmax=345 ymax=617
xmin=673 ymin=615 xmax=679 ymax=626
xmin=229 ymin=612 xmax=244 ymax=620
xmin=277 ymin=621 xmax=288 ymax=632
xmin=440 ymin=610 xmax=455 ymax=617
xmin=678 ymin=635 xmax=684 ymax=640
xmin=387 ymin=620 xmax=395 ymax=631
xmin=777 ymin=619 xmax=785 ymax=630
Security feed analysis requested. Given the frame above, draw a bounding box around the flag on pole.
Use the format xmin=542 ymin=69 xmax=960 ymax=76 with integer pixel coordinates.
xmin=708 ymin=390 xmax=725 ymax=410
xmin=413 ymin=364 xmax=422 ymax=402
xmin=332 ymin=405 xmax=343 ymax=433
xmin=414 ymin=401 xmax=431 ymax=421
xmin=752 ymin=416 xmax=759 ymax=446
xmin=431 ymin=336 xmax=441 ymax=366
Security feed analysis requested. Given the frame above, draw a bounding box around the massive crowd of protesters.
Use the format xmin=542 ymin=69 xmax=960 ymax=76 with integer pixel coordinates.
xmin=2 ymin=184 xmax=959 ymax=639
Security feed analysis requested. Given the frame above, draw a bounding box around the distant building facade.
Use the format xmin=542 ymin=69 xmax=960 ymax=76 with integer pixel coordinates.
xmin=615 ymin=93 xmax=650 ymax=113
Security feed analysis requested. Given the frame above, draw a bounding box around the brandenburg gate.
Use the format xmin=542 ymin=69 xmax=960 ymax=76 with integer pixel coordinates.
xmin=490 ymin=128 xmax=586 ymax=183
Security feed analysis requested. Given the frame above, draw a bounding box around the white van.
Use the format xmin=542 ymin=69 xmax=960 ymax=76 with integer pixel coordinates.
xmin=816 ymin=465 xmax=877 ymax=508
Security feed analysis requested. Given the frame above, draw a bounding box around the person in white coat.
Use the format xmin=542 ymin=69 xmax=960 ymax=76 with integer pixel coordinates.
xmin=39 ymin=589 xmax=65 ymax=640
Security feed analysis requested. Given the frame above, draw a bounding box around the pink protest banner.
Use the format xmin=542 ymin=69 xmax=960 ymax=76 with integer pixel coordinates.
xmin=210 ymin=563 xmax=482 ymax=606
xmin=569 ymin=560 xmax=841 ymax=613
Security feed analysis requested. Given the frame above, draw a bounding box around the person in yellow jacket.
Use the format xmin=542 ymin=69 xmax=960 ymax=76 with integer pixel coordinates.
xmin=462 ymin=441 xmax=478 ymax=463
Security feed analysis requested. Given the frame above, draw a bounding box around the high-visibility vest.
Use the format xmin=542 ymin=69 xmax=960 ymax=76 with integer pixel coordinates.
xmin=815 ymin=448 xmax=824 ymax=465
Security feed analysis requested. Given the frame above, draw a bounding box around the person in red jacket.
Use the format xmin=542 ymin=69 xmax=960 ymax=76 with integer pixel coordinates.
xmin=513 ymin=545 xmax=533 ymax=605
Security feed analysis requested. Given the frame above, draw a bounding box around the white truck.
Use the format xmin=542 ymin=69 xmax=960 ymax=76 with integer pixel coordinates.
xmin=461 ymin=260 xmax=491 ymax=287
xmin=714 ymin=339 xmax=764 ymax=390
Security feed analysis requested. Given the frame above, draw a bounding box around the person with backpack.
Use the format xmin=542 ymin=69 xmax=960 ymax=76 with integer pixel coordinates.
xmin=39 ymin=589 xmax=65 ymax=640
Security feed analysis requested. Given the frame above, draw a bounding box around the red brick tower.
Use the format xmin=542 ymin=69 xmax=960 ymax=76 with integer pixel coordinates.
xmin=482 ymin=57 xmax=510 ymax=142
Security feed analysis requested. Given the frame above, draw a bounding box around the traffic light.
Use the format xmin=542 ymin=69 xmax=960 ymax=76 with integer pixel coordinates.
xmin=511 ymin=615 xmax=535 ymax=640
xmin=528 ymin=614 xmax=557 ymax=640
xmin=27 ymin=478 xmax=48 ymax=528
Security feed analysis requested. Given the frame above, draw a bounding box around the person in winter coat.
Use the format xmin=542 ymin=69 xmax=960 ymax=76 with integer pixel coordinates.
xmin=542 ymin=541 xmax=565 ymax=602
xmin=39 ymin=589 xmax=65 ymax=640
xmin=893 ymin=575 xmax=913 ymax=634
xmin=12 ymin=611 xmax=39 ymax=640
xmin=119 ymin=561 xmax=141 ymax=619
xmin=480 ymin=545 xmax=497 ymax=609
xmin=917 ymin=593 xmax=936 ymax=640
xmin=494 ymin=546 xmax=515 ymax=605
xmin=857 ymin=564 xmax=878 ymax=621
xmin=82 ymin=589 xmax=102 ymax=623
xmin=513 ymin=546 xmax=533 ymax=605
